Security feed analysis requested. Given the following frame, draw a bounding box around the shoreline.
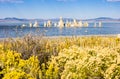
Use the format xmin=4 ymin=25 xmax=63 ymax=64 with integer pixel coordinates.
xmin=43 ymin=34 xmax=117 ymax=38
xmin=0 ymin=34 xmax=118 ymax=40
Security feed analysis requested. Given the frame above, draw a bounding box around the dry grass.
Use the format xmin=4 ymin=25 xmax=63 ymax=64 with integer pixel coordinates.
xmin=1 ymin=35 xmax=120 ymax=63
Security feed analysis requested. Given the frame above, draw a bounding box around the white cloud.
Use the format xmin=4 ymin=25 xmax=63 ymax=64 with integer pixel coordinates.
xmin=0 ymin=0 xmax=24 ymax=3
xmin=107 ymin=0 xmax=120 ymax=2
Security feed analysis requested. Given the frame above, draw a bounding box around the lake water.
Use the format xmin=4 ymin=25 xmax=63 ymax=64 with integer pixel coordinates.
xmin=0 ymin=23 xmax=120 ymax=38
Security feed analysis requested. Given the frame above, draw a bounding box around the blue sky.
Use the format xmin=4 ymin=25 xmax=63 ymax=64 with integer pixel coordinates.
xmin=0 ymin=0 xmax=120 ymax=19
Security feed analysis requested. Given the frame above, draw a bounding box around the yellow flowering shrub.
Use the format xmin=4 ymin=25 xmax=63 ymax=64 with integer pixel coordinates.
xmin=0 ymin=45 xmax=40 ymax=79
xmin=50 ymin=44 xmax=120 ymax=79
xmin=3 ymin=70 xmax=33 ymax=79
xmin=0 ymin=44 xmax=59 ymax=79
xmin=0 ymin=36 xmax=120 ymax=79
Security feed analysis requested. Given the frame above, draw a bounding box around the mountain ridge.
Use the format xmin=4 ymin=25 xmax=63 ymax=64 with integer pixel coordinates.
xmin=0 ymin=17 xmax=120 ymax=22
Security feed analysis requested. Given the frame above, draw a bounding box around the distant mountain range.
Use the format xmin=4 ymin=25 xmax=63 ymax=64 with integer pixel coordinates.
xmin=0 ymin=17 xmax=120 ymax=23
xmin=86 ymin=17 xmax=120 ymax=21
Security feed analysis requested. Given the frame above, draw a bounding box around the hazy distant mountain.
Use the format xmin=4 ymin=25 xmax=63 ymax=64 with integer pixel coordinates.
xmin=0 ymin=17 xmax=45 ymax=23
xmin=48 ymin=18 xmax=73 ymax=22
xmin=0 ymin=17 xmax=120 ymax=23
xmin=0 ymin=17 xmax=29 ymax=22
xmin=94 ymin=17 xmax=118 ymax=21
xmin=83 ymin=17 xmax=120 ymax=22
xmin=4 ymin=17 xmax=28 ymax=21
xmin=95 ymin=17 xmax=113 ymax=20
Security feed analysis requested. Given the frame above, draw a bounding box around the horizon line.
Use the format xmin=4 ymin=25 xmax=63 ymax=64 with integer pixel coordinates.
xmin=0 ymin=16 xmax=120 ymax=20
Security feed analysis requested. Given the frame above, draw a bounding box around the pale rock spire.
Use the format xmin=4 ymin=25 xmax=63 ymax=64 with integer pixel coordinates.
xmin=29 ymin=22 xmax=33 ymax=27
xmin=99 ymin=21 xmax=102 ymax=27
xmin=83 ymin=21 xmax=89 ymax=27
xmin=47 ymin=20 xmax=52 ymax=27
xmin=73 ymin=19 xmax=79 ymax=27
xmin=78 ymin=21 xmax=83 ymax=27
xmin=33 ymin=21 xmax=39 ymax=27
xmin=65 ymin=20 xmax=70 ymax=27
xmin=58 ymin=17 xmax=64 ymax=28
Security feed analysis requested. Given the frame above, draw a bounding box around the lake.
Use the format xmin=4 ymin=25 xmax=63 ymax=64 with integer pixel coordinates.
xmin=0 ymin=22 xmax=120 ymax=38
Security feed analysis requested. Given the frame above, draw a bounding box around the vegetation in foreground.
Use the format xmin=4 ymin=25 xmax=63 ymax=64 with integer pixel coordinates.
xmin=0 ymin=36 xmax=120 ymax=79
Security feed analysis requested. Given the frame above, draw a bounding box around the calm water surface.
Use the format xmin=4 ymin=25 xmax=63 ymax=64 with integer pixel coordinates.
xmin=0 ymin=23 xmax=120 ymax=38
